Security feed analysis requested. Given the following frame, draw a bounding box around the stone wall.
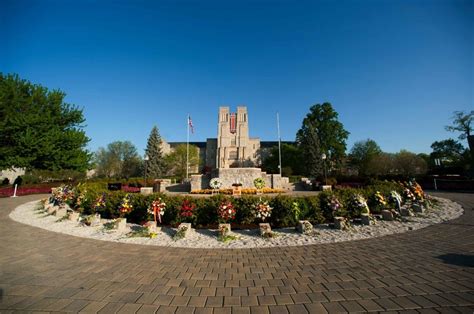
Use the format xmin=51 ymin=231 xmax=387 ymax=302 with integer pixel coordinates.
xmin=189 ymin=168 xmax=289 ymax=191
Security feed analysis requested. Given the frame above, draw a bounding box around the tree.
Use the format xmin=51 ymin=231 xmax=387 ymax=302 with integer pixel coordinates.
xmin=164 ymin=144 xmax=199 ymax=180
xmin=430 ymin=139 xmax=466 ymax=166
xmin=393 ymin=150 xmax=427 ymax=176
xmin=94 ymin=141 xmax=142 ymax=178
xmin=366 ymin=153 xmax=395 ymax=177
xmin=445 ymin=110 xmax=474 ymax=154
xmin=349 ymin=139 xmax=382 ymax=177
xmin=145 ymin=126 xmax=165 ymax=178
xmin=261 ymin=143 xmax=304 ymax=176
xmin=296 ymin=102 xmax=349 ymax=176
xmin=0 ymin=73 xmax=91 ymax=171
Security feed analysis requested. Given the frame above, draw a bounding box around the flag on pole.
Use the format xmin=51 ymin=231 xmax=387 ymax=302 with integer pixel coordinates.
xmin=188 ymin=116 xmax=194 ymax=134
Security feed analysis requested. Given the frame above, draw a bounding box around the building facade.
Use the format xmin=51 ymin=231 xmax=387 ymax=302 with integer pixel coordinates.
xmin=162 ymin=106 xmax=276 ymax=172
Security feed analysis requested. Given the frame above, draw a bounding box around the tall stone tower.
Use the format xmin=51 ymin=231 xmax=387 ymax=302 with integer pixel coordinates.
xmin=217 ymin=106 xmax=259 ymax=168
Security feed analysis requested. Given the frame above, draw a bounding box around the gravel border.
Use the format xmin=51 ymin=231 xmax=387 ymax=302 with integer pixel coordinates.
xmin=8 ymin=197 xmax=463 ymax=249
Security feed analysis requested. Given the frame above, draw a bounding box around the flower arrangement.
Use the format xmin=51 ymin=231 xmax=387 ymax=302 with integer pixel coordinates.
xmin=51 ymin=185 xmax=75 ymax=206
xmin=301 ymin=221 xmax=313 ymax=235
xmin=411 ymin=181 xmax=424 ymax=201
xmin=148 ymin=198 xmax=166 ymax=223
xmin=403 ymin=188 xmax=416 ymax=202
xmin=93 ymin=193 xmax=106 ymax=212
xmin=118 ymin=194 xmax=133 ymax=217
xmin=373 ymin=191 xmax=387 ymax=208
xmin=173 ymin=224 xmax=188 ymax=241
xmin=350 ymin=194 xmax=370 ymax=215
xmin=180 ymin=199 xmax=196 ymax=218
xmin=291 ymin=201 xmax=301 ymax=221
xmin=74 ymin=190 xmax=87 ymax=211
xmin=389 ymin=191 xmax=402 ymax=210
xmin=209 ymin=178 xmax=223 ymax=190
xmin=217 ymin=201 xmax=236 ymax=222
xmin=328 ymin=195 xmax=343 ymax=216
xmin=254 ymin=199 xmax=272 ymax=221
xmin=253 ymin=177 xmax=266 ymax=190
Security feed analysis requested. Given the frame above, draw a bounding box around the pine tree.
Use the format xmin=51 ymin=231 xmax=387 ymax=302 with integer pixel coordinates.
xmin=145 ymin=126 xmax=165 ymax=178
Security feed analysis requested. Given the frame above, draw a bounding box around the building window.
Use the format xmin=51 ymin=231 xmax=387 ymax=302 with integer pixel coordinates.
xmin=229 ymin=151 xmax=237 ymax=159
xmin=231 ymin=138 xmax=236 ymax=146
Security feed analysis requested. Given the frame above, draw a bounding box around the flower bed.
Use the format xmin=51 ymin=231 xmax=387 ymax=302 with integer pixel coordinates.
xmin=191 ymin=187 xmax=285 ymax=194
xmin=40 ymin=180 xmax=433 ymax=229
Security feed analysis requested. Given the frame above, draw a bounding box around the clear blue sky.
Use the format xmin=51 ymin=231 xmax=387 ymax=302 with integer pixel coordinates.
xmin=1 ymin=0 xmax=472 ymax=156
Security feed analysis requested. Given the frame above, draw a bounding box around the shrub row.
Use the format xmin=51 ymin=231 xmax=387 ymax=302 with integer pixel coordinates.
xmin=57 ymin=180 xmax=410 ymax=228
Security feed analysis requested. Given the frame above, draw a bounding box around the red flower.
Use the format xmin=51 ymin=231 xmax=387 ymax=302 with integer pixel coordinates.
xmin=180 ymin=199 xmax=196 ymax=218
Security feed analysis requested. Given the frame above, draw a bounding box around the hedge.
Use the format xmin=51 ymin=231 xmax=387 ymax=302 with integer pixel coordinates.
xmin=53 ymin=180 xmax=417 ymax=228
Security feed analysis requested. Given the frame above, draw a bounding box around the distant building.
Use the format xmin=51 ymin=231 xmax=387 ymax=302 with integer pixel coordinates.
xmin=161 ymin=106 xmax=290 ymax=172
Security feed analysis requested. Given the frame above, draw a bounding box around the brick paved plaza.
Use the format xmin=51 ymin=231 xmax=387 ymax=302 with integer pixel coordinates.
xmin=1 ymin=192 xmax=473 ymax=313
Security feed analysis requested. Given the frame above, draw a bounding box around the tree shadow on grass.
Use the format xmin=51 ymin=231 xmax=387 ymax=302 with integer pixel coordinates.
xmin=437 ymin=253 xmax=474 ymax=267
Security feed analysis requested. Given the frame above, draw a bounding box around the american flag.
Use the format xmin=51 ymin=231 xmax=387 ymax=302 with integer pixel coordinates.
xmin=188 ymin=116 xmax=194 ymax=134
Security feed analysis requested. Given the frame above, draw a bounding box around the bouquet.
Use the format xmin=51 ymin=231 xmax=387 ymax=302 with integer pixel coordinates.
xmin=180 ymin=199 xmax=196 ymax=218
xmin=254 ymin=199 xmax=272 ymax=222
xmin=119 ymin=194 xmax=133 ymax=216
xmin=217 ymin=201 xmax=236 ymax=222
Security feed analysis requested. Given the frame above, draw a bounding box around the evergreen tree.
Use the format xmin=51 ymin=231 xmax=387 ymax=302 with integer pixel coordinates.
xmin=145 ymin=126 xmax=165 ymax=178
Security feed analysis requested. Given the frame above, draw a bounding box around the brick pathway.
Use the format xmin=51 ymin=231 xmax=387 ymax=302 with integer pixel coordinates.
xmin=0 ymin=192 xmax=473 ymax=313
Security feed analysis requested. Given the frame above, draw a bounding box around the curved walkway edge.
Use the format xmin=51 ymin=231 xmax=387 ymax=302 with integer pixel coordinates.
xmin=1 ymin=192 xmax=474 ymax=313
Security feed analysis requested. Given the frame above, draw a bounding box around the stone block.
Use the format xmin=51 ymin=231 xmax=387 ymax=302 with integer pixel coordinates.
xmin=145 ymin=221 xmax=159 ymax=233
xmin=360 ymin=214 xmax=371 ymax=225
xmin=381 ymin=210 xmax=394 ymax=221
xmin=401 ymin=207 xmax=413 ymax=216
xmin=55 ymin=207 xmax=67 ymax=218
xmin=259 ymin=223 xmax=272 ymax=236
xmin=321 ymin=185 xmax=332 ymax=191
xmin=297 ymin=220 xmax=313 ymax=234
xmin=69 ymin=211 xmax=80 ymax=222
xmin=218 ymin=223 xmax=231 ymax=236
xmin=334 ymin=217 xmax=348 ymax=230
xmin=140 ymin=187 xmax=153 ymax=195
xmin=116 ymin=218 xmax=127 ymax=231
xmin=412 ymin=203 xmax=424 ymax=213
xmin=178 ymin=223 xmax=192 ymax=237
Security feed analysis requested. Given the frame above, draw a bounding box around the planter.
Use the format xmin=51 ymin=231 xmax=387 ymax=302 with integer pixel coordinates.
xmin=232 ymin=186 xmax=242 ymax=196
xmin=256 ymin=189 xmax=263 ymax=195
xmin=334 ymin=217 xmax=348 ymax=230
xmin=218 ymin=223 xmax=231 ymax=236
xmin=68 ymin=211 xmax=80 ymax=222
xmin=116 ymin=218 xmax=127 ymax=231
xmin=297 ymin=220 xmax=313 ymax=235
xmin=381 ymin=210 xmax=394 ymax=221
xmin=360 ymin=213 xmax=371 ymax=225
xmin=412 ymin=203 xmax=424 ymax=213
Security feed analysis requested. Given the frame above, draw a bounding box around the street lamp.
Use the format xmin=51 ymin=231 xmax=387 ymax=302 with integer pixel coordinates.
xmin=144 ymin=154 xmax=149 ymax=187
xmin=321 ymin=153 xmax=327 ymax=186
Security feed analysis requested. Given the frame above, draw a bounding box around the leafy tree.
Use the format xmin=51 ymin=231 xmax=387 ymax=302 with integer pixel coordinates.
xmin=94 ymin=141 xmax=142 ymax=178
xmin=296 ymin=102 xmax=349 ymax=176
xmin=430 ymin=139 xmax=466 ymax=166
xmin=366 ymin=153 xmax=395 ymax=177
xmin=445 ymin=110 xmax=474 ymax=155
xmin=164 ymin=144 xmax=199 ymax=180
xmin=349 ymin=139 xmax=382 ymax=177
xmin=145 ymin=126 xmax=165 ymax=178
xmin=0 ymin=73 xmax=91 ymax=171
xmin=393 ymin=150 xmax=427 ymax=176
xmin=261 ymin=143 xmax=304 ymax=175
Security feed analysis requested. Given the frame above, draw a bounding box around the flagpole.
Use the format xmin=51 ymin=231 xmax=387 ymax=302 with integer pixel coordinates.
xmin=186 ymin=115 xmax=189 ymax=180
xmin=277 ymin=112 xmax=282 ymax=176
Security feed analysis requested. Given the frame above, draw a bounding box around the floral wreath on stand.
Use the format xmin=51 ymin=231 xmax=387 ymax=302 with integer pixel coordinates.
xmin=209 ymin=178 xmax=223 ymax=191
xmin=148 ymin=198 xmax=166 ymax=224
xmin=253 ymin=177 xmax=266 ymax=190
